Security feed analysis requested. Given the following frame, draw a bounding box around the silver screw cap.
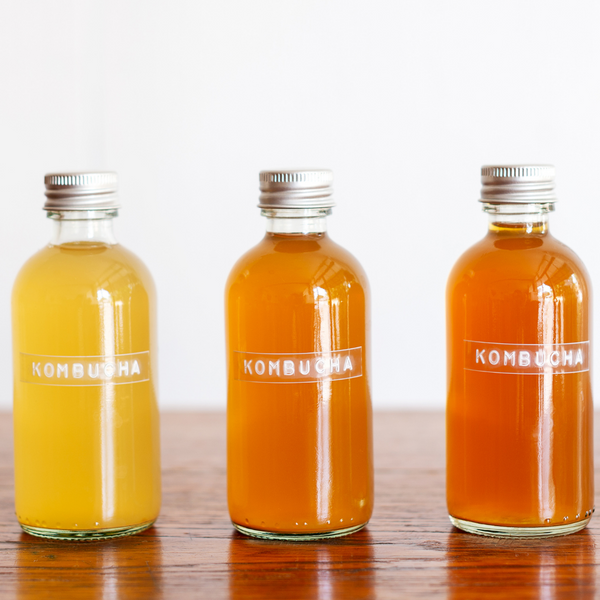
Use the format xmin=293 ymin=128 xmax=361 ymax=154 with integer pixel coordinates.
xmin=258 ymin=169 xmax=335 ymax=209
xmin=44 ymin=172 xmax=120 ymax=211
xmin=480 ymin=165 xmax=557 ymax=204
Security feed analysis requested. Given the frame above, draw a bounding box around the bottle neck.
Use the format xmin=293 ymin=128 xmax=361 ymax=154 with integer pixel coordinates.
xmin=262 ymin=208 xmax=330 ymax=235
xmin=483 ymin=203 xmax=553 ymax=235
xmin=48 ymin=210 xmax=118 ymax=246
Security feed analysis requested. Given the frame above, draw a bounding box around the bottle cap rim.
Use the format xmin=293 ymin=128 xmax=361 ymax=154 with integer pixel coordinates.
xmin=258 ymin=169 xmax=335 ymax=209
xmin=44 ymin=172 xmax=121 ymax=211
xmin=480 ymin=165 xmax=557 ymax=204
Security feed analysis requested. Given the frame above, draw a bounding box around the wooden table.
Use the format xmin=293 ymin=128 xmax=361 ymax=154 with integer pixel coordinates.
xmin=0 ymin=412 xmax=598 ymax=599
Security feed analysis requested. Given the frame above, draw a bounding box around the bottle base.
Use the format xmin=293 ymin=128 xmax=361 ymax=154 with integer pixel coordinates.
xmin=20 ymin=519 xmax=156 ymax=541
xmin=449 ymin=515 xmax=591 ymax=539
xmin=233 ymin=522 xmax=367 ymax=541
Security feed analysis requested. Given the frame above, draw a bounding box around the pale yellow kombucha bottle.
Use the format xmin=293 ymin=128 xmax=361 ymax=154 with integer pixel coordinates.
xmin=12 ymin=172 xmax=161 ymax=540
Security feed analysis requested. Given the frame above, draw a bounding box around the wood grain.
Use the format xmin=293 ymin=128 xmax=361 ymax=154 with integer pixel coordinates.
xmin=0 ymin=411 xmax=597 ymax=599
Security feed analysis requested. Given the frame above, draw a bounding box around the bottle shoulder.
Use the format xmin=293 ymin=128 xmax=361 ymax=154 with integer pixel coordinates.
xmin=226 ymin=234 xmax=369 ymax=295
xmin=13 ymin=242 xmax=156 ymax=299
xmin=447 ymin=233 xmax=591 ymax=294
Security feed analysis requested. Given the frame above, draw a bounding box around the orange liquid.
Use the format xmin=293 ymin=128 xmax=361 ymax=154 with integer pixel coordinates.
xmin=226 ymin=231 xmax=373 ymax=535
xmin=447 ymin=220 xmax=594 ymax=528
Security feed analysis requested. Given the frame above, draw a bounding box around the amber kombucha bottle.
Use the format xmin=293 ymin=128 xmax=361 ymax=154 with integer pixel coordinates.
xmin=226 ymin=169 xmax=373 ymax=540
xmin=447 ymin=165 xmax=593 ymax=538
xmin=12 ymin=173 xmax=161 ymax=540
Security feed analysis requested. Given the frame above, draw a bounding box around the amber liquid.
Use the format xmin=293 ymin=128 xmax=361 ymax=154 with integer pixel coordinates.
xmin=12 ymin=241 xmax=161 ymax=537
xmin=226 ymin=231 xmax=373 ymax=536
xmin=447 ymin=219 xmax=594 ymax=530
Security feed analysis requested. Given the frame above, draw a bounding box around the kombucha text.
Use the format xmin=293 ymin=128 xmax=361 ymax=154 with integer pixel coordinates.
xmin=233 ymin=347 xmax=363 ymax=384
xmin=465 ymin=340 xmax=588 ymax=375
xmin=20 ymin=351 xmax=150 ymax=386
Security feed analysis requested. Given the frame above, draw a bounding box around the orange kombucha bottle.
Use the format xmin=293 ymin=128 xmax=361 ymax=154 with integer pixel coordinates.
xmin=12 ymin=173 xmax=161 ymax=540
xmin=226 ymin=169 xmax=373 ymax=540
xmin=447 ymin=165 xmax=593 ymax=537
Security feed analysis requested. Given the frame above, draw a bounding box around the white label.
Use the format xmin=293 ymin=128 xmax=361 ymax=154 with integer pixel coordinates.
xmin=20 ymin=351 xmax=150 ymax=386
xmin=464 ymin=340 xmax=589 ymax=375
xmin=233 ymin=347 xmax=363 ymax=384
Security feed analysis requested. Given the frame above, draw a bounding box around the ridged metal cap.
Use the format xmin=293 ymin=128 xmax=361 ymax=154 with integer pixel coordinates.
xmin=480 ymin=165 xmax=556 ymax=204
xmin=258 ymin=169 xmax=335 ymax=209
xmin=43 ymin=172 xmax=120 ymax=211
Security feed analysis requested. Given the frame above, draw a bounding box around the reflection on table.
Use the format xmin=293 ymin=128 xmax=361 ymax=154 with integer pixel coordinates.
xmin=446 ymin=528 xmax=597 ymax=599
xmin=228 ymin=529 xmax=375 ymax=600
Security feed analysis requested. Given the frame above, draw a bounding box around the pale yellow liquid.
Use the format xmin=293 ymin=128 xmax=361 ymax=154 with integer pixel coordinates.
xmin=12 ymin=241 xmax=161 ymax=534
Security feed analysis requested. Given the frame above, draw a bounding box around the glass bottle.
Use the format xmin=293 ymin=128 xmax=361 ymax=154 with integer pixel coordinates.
xmin=226 ymin=169 xmax=373 ymax=540
xmin=446 ymin=165 xmax=594 ymax=537
xmin=12 ymin=172 xmax=161 ymax=540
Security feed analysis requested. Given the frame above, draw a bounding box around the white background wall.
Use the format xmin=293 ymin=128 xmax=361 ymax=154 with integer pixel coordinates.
xmin=1 ymin=0 xmax=599 ymax=409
